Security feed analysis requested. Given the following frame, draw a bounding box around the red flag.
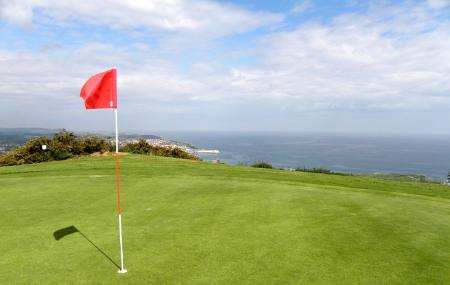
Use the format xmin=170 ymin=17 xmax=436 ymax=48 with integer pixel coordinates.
xmin=80 ymin=68 xmax=117 ymax=109
xmin=79 ymin=67 xmax=127 ymax=273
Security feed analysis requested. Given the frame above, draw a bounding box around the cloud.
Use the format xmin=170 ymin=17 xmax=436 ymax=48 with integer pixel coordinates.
xmin=1 ymin=2 xmax=450 ymax=112
xmin=290 ymin=0 xmax=313 ymax=14
xmin=0 ymin=0 xmax=34 ymax=26
xmin=2 ymin=2 xmax=450 ymax=110
xmin=0 ymin=42 xmax=223 ymax=130
xmin=229 ymin=2 xmax=450 ymax=110
xmin=1 ymin=1 xmax=450 ymax=132
xmin=0 ymin=42 xmax=230 ymax=113
xmin=0 ymin=0 xmax=283 ymax=37
xmin=427 ymin=0 xmax=450 ymax=8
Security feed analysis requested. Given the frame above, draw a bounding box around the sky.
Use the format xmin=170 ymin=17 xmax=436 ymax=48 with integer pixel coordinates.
xmin=0 ymin=0 xmax=449 ymax=134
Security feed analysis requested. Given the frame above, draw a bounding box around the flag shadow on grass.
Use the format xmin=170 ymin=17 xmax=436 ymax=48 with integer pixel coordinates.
xmin=53 ymin=226 xmax=120 ymax=269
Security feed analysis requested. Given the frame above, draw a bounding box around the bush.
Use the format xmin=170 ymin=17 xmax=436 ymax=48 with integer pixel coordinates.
xmin=0 ymin=130 xmax=113 ymax=166
xmin=121 ymin=139 xmax=152 ymax=154
xmin=122 ymin=139 xmax=199 ymax=160
xmin=50 ymin=130 xmax=80 ymax=160
xmin=79 ymin=136 xmax=114 ymax=154
xmin=0 ymin=136 xmax=54 ymax=166
xmin=251 ymin=161 xmax=273 ymax=169
xmin=0 ymin=152 xmax=21 ymax=166
xmin=0 ymin=130 xmax=198 ymax=167
xmin=295 ymin=167 xmax=348 ymax=175
xmin=296 ymin=167 xmax=332 ymax=174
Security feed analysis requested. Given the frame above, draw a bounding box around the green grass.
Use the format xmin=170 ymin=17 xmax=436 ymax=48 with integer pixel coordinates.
xmin=0 ymin=154 xmax=449 ymax=284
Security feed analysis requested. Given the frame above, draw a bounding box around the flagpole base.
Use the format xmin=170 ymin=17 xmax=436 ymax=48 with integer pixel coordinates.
xmin=118 ymin=268 xmax=128 ymax=274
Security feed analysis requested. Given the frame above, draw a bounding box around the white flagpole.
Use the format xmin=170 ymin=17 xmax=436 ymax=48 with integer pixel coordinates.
xmin=115 ymin=107 xmax=127 ymax=274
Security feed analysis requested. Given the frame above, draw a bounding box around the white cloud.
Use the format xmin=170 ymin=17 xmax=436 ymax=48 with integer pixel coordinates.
xmin=0 ymin=0 xmax=34 ymax=26
xmin=228 ymin=2 xmax=450 ymax=110
xmin=290 ymin=0 xmax=313 ymax=14
xmin=0 ymin=43 xmax=222 ymax=108
xmin=1 ymin=2 xmax=450 ymax=112
xmin=427 ymin=0 xmax=450 ymax=8
xmin=0 ymin=0 xmax=283 ymax=37
xmin=1 ymin=1 xmax=450 ymax=131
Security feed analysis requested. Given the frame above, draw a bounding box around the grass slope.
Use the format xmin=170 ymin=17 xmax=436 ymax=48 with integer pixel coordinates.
xmin=0 ymin=154 xmax=449 ymax=284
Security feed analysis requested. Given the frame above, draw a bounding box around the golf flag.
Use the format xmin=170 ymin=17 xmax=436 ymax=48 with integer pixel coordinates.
xmin=80 ymin=68 xmax=117 ymax=109
xmin=80 ymin=68 xmax=127 ymax=274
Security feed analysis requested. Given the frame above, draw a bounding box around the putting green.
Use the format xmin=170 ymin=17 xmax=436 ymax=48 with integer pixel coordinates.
xmin=0 ymin=155 xmax=449 ymax=284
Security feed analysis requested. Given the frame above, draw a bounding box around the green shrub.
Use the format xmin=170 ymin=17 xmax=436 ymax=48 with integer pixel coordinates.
xmin=295 ymin=167 xmax=348 ymax=175
xmin=0 ymin=152 xmax=20 ymax=166
xmin=122 ymin=139 xmax=199 ymax=160
xmin=0 ymin=130 xmax=113 ymax=166
xmin=251 ymin=161 xmax=273 ymax=169
xmin=0 ymin=136 xmax=54 ymax=166
xmin=0 ymin=131 xmax=197 ymax=167
xmin=121 ymin=139 xmax=152 ymax=154
xmin=52 ymin=130 xmax=81 ymax=157
xmin=79 ymin=136 xmax=114 ymax=154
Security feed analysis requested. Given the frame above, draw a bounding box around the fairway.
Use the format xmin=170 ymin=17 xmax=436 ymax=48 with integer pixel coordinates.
xmin=1 ymin=155 xmax=449 ymax=284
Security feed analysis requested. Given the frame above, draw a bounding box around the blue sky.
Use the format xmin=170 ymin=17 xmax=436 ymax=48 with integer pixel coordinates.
xmin=0 ymin=0 xmax=449 ymax=134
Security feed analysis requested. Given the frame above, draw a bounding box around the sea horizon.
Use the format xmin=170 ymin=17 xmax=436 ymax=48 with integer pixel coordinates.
xmin=156 ymin=131 xmax=450 ymax=180
xmin=2 ymin=128 xmax=450 ymax=180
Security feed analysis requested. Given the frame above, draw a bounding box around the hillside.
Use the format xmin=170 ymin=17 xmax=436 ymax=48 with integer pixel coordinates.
xmin=0 ymin=154 xmax=449 ymax=284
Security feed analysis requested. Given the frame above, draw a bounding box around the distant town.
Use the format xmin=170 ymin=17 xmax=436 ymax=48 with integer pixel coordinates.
xmin=120 ymin=136 xmax=197 ymax=154
xmin=0 ymin=143 xmax=15 ymax=154
xmin=126 ymin=138 xmax=220 ymax=155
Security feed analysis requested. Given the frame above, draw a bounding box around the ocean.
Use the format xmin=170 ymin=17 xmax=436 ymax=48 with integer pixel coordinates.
xmin=159 ymin=131 xmax=450 ymax=179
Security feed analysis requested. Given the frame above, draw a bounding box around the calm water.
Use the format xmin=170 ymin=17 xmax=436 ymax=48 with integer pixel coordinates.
xmin=159 ymin=132 xmax=450 ymax=179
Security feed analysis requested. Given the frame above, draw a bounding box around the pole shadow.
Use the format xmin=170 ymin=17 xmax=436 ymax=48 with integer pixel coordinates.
xmin=53 ymin=225 xmax=120 ymax=269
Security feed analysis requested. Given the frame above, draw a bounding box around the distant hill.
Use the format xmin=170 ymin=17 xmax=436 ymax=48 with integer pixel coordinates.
xmin=0 ymin=128 xmax=59 ymax=154
xmin=0 ymin=127 xmax=57 ymax=135
xmin=0 ymin=128 xmax=161 ymax=146
xmin=0 ymin=128 xmax=57 ymax=143
xmin=120 ymin=134 xmax=161 ymax=140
